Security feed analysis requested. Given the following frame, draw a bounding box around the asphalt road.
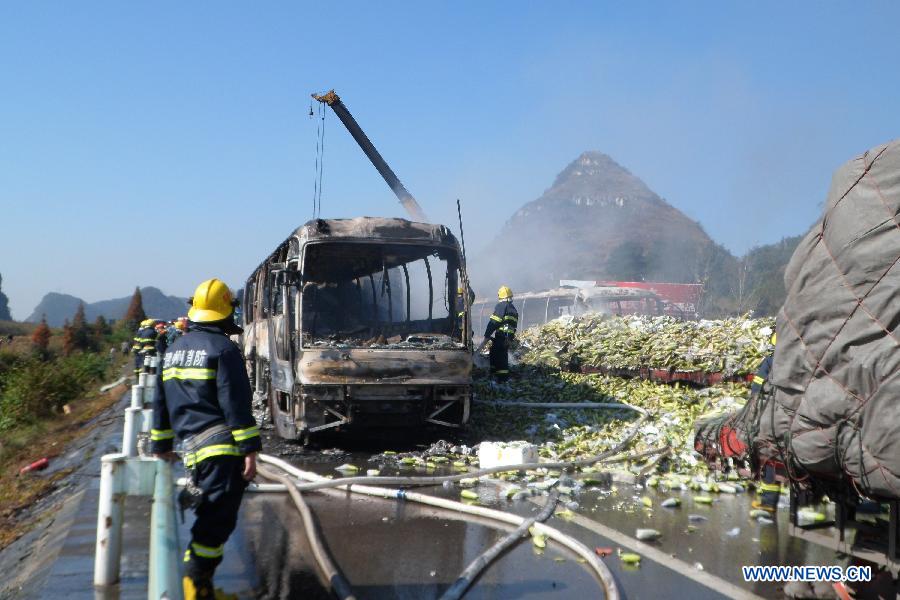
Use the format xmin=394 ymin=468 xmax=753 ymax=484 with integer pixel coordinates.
xmin=1 ymin=401 xmax=887 ymax=599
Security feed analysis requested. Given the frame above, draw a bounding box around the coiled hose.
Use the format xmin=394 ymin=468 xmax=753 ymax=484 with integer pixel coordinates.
xmin=218 ymin=403 xmax=653 ymax=598
xmin=258 ymin=453 xmax=621 ymax=600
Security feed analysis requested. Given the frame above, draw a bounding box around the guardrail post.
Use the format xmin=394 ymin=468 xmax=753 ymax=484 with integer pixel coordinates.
xmin=148 ymin=459 xmax=183 ymax=600
xmin=94 ymin=454 xmax=126 ymax=586
xmin=143 ymin=365 xmax=156 ymax=406
xmin=131 ymin=383 xmax=144 ymax=409
xmin=122 ymin=408 xmax=142 ymax=457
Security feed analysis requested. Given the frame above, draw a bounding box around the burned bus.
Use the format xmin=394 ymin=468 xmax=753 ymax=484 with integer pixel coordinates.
xmin=241 ymin=216 xmax=472 ymax=442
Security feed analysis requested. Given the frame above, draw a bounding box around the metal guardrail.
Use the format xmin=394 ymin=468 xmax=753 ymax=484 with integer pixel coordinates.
xmin=93 ymin=358 xmax=184 ymax=599
xmin=149 ymin=459 xmax=182 ymax=599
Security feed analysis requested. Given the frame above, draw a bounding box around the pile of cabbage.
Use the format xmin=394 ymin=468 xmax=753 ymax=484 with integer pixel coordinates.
xmin=516 ymin=314 xmax=774 ymax=376
xmin=470 ymin=368 xmax=749 ymax=476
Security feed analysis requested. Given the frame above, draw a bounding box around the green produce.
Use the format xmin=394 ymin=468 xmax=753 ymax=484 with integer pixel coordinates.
xmin=470 ymin=367 xmax=749 ymax=476
xmin=516 ymin=313 xmax=774 ymax=376
xmin=529 ymin=526 xmax=547 ymax=549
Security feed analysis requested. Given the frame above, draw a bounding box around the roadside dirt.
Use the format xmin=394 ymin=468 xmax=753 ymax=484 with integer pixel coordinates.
xmin=0 ymin=377 xmax=128 ymax=551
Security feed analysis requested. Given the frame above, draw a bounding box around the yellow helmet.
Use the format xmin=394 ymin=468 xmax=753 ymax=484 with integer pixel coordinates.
xmin=140 ymin=318 xmax=155 ymax=327
xmin=498 ymin=286 xmax=513 ymax=300
xmin=188 ymin=278 xmax=235 ymax=323
xmin=771 ymin=332 xmax=777 ymax=346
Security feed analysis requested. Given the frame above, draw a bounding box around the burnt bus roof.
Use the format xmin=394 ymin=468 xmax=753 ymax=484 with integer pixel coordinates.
xmin=246 ymin=217 xmax=460 ymax=283
xmin=295 ymin=217 xmax=459 ymax=249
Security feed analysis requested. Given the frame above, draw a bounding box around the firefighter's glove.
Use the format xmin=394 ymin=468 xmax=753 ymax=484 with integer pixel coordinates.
xmin=178 ymin=479 xmax=204 ymax=523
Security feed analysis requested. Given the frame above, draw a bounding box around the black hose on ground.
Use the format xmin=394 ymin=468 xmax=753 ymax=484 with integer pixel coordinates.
xmin=439 ymin=489 xmax=561 ymax=600
xmin=257 ymin=465 xmax=357 ymax=600
xmin=259 ymin=455 xmax=622 ymax=600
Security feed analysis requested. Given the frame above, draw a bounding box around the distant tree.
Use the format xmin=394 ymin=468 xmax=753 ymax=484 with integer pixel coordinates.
xmin=31 ymin=315 xmax=51 ymax=356
xmin=122 ymin=287 xmax=146 ymax=332
xmin=743 ymin=235 xmax=803 ymax=316
xmin=0 ymin=273 xmax=11 ymax=321
xmin=63 ymin=303 xmax=93 ymax=355
xmin=61 ymin=318 xmax=73 ymax=356
xmin=93 ymin=314 xmax=111 ymax=337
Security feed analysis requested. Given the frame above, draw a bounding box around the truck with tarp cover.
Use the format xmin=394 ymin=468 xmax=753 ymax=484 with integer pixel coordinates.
xmin=242 ymin=216 xmax=472 ymax=442
xmin=694 ymin=140 xmax=900 ymax=565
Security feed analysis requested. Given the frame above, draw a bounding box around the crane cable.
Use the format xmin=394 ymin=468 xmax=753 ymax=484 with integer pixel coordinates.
xmin=310 ymin=100 xmax=327 ymax=218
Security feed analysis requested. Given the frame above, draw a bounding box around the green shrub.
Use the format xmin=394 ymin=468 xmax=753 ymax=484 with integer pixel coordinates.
xmin=0 ymin=352 xmax=111 ymax=432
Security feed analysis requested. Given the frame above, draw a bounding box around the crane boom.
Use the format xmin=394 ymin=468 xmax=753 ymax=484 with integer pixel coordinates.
xmin=312 ymin=90 xmax=428 ymax=222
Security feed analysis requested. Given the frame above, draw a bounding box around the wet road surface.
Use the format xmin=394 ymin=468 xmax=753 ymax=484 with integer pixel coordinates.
xmin=4 ymin=409 xmax=883 ymax=599
xmin=227 ymin=430 xmax=854 ymax=599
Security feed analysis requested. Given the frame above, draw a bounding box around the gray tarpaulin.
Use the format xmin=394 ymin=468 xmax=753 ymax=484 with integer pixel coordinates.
xmin=757 ymin=139 xmax=900 ymax=500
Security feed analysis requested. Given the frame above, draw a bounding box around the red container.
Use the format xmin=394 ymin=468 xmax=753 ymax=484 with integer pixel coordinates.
xmin=19 ymin=457 xmax=49 ymax=475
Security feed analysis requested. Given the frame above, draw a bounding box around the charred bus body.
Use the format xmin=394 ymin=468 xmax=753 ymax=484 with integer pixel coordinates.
xmin=242 ymin=216 xmax=472 ymax=442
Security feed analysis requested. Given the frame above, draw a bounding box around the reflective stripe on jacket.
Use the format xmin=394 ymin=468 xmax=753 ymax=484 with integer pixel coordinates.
xmin=750 ymin=355 xmax=773 ymax=396
xmin=133 ymin=326 xmax=157 ymax=354
xmin=483 ymin=300 xmax=518 ymax=342
xmin=149 ymin=323 xmax=261 ymax=460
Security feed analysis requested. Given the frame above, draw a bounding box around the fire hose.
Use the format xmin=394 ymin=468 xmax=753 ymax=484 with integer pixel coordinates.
xmin=178 ymin=407 xmax=659 ymax=597
xmin=256 ymin=465 xmax=356 ymax=600
xmin=438 ymin=489 xmax=561 ymax=600
xmin=246 ymin=411 xmax=655 ymax=599
xmin=256 ymin=453 xmax=621 ymax=599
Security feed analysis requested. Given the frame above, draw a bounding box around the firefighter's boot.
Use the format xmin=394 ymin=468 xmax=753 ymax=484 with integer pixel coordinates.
xmin=183 ymin=574 xmax=214 ymax=599
xmin=751 ymin=499 xmax=777 ymax=515
xmin=183 ymin=576 xmax=238 ymax=600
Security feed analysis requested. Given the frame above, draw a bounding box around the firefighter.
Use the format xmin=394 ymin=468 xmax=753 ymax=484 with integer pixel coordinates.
xmin=154 ymin=321 xmax=169 ymax=356
xmin=149 ymin=279 xmax=261 ymax=599
xmin=169 ymin=317 xmax=188 ymax=344
xmin=132 ymin=318 xmax=157 ymax=375
xmin=752 ymin=331 xmax=781 ymax=515
xmin=478 ymin=286 xmax=518 ymax=381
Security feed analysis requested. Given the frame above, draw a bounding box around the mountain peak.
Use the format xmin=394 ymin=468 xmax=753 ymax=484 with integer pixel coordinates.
xmin=476 ymin=150 xmax=727 ymax=297
xmin=550 ymin=151 xmax=657 ymax=201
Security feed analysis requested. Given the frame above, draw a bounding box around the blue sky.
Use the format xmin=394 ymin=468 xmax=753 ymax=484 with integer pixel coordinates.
xmin=2 ymin=2 xmax=899 ymax=319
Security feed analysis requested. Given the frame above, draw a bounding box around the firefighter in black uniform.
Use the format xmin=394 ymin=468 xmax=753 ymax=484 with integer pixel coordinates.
xmin=132 ymin=318 xmax=158 ymax=376
xmin=479 ymin=286 xmax=518 ymax=381
xmin=149 ymin=279 xmax=261 ymax=600
xmin=154 ymin=321 xmax=169 ymax=356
